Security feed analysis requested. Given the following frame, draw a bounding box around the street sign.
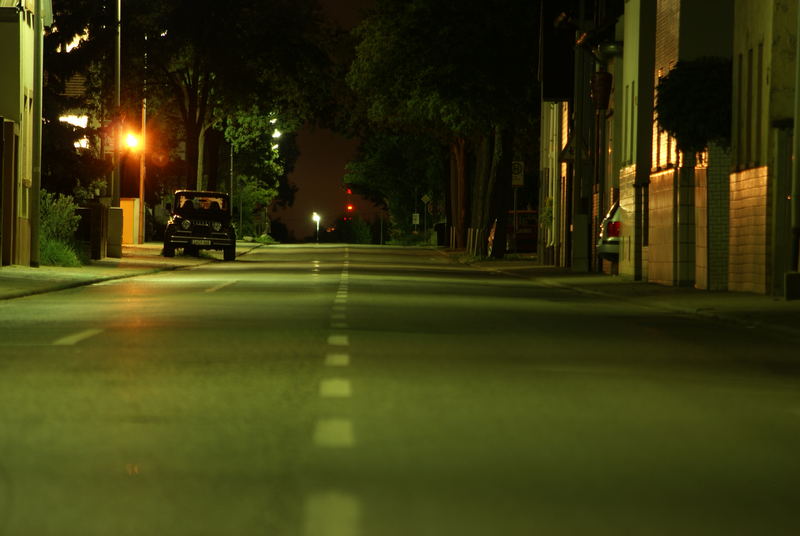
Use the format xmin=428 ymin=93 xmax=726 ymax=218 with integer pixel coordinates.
xmin=421 ymin=194 xmax=431 ymax=204
xmin=512 ymin=161 xmax=524 ymax=187
xmin=412 ymin=213 xmax=420 ymax=225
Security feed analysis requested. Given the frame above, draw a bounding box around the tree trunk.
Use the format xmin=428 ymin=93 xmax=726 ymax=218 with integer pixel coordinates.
xmin=185 ymin=123 xmax=200 ymax=189
xmin=196 ymin=126 xmax=206 ymax=190
xmin=204 ymin=129 xmax=223 ymax=191
xmin=449 ymin=137 xmax=467 ymax=248
xmin=489 ymin=125 xmax=515 ymax=259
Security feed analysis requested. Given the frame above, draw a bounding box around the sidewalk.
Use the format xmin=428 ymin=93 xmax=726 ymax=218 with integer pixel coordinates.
xmin=0 ymin=241 xmax=261 ymax=301
xmin=444 ymin=250 xmax=800 ymax=340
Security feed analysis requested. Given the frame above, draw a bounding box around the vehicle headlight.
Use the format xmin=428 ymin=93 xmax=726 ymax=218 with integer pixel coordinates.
xmin=212 ymin=222 xmax=222 ymax=232
xmin=181 ymin=219 xmax=192 ymax=230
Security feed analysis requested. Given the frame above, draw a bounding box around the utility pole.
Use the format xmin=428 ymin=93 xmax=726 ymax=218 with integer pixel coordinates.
xmin=138 ymin=34 xmax=147 ymax=244
xmin=107 ymin=0 xmax=123 ymax=257
xmin=30 ymin=0 xmax=48 ymax=267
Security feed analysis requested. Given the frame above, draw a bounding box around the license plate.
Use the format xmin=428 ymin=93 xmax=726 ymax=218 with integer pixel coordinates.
xmin=192 ymin=239 xmax=211 ymax=245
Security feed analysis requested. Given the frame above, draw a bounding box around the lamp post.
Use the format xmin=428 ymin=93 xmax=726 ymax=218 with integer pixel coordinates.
xmin=312 ymin=212 xmax=321 ymax=243
xmin=138 ymin=34 xmax=147 ymax=244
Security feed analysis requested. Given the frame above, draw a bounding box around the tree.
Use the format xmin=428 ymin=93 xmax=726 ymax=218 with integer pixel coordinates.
xmin=347 ymin=0 xmax=539 ymax=256
xmin=656 ymin=57 xmax=732 ymax=155
xmin=41 ymin=2 xmax=114 ymax=196
xmin=344 ymin=132 xmax=446 ymax=236
xmin=118 ymin=0 xmax=329 ymax=189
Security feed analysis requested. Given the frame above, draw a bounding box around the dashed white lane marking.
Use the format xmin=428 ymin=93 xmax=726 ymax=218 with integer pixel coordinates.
xmin=313 ymin=419 xmax=355 ymax=447
xmin=52 ymin=328 xmax=104 ymax=346
xmin=331 ymin=322 xmax=348 ymax=329
xmin=331 ymin=312 xmax=347 ymax=321
xmin=304 ymin=491 xmax=361 ymax=536
xmin=204 ymin=280 xmax=236 ymax=293
xmin=325 ymin=353 xmax=350 ymax=367
xmin=327 ymin=334 xmax=349 ymax=347
xmin=319 ymin=378 xmax=352 ymax=398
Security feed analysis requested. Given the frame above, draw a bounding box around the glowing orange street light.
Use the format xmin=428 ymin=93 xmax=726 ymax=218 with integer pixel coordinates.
xmin=124 ymin=132 xmax=141 ymax=150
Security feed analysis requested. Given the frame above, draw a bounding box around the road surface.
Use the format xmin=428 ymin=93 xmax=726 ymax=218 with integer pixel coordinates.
xmin=0 ymin=245 xmax=798 ymax=535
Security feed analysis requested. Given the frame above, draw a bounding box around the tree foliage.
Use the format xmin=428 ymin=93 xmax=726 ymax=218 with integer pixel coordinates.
xmin=42 ymin=2 xmax=114 ymax=196
xmin=347 ymin=0 xmax=540 ymax=255
xmin=345 ymin=133 xmax=446 ymax=234
xmin=656 ymin=57 xmax=732 ymax=155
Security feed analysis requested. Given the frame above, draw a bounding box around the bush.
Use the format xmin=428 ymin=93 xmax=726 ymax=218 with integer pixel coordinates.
xmin=39 ymin=189 xmax=83 ymax=266
xmin=40 ymin=238 xmax=81 ymax=267
xmin=255 ymin=233 xmax=278 ymax=244
xmin=656 ymin=57 xmax=732 ymax=154
xmin=40 ymin=190 xmax=80 ymax=242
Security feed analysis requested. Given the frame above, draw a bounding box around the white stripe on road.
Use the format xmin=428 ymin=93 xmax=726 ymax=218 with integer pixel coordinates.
xmin=204 ymin=280 xmax=236 ymax=293
xmin=319 ymin=378 xmax=352 ymax=398
xmin=331 ymin=312 xmax=347 ymax=320
xmin=313 ymin=419 xmax=355 ymax=447
xmin=325 ymin=353 xmax=350 ymax=367
xmin=327 ymin=335 xmax=349 ymax=347
xmin=304 ymin=492 xmax=361 ymax=536
xmin=331 ymin=322 xmax=348 ymax=329
xmin=52 ymin=329 xmax=104 ymax=346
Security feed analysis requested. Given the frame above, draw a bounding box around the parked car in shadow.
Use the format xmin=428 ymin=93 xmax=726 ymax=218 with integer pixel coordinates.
xmin=597 ymin=202 xmax=621 ymax=262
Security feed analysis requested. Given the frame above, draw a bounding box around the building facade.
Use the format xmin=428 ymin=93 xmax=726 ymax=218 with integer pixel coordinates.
xmin=730 ymin=0 xmax=798 ymax=295
xmin=0 ymin=0 xmax=50 ymax=266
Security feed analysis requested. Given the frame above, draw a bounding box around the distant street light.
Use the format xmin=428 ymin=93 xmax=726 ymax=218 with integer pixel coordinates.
xmin=312 ymin=212 xmax=321 ymax=243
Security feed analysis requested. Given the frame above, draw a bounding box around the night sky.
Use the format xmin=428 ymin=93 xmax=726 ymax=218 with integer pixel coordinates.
xmin=272 ymin=0 xmax=376 ymax=240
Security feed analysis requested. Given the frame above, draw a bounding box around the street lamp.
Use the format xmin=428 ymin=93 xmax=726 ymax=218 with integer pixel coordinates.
xmin=312 ymin=212 xmax=321 ymax=243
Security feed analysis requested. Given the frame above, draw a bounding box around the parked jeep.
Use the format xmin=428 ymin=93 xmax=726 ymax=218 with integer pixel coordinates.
xmin=162 ymin=190 xmax=236 ymax=261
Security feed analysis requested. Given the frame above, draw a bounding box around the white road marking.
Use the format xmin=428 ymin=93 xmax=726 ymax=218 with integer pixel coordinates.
xmin=332 ymin=304 xmax=347 ymax=313
xmin=52 ymin=328 xmax=104 ymax=346
xmin=331 ymin=322 xmax=348 ymax=329
xmin=325 ymin=353 xmax=350 ymax=367
xmin=204 ymin=280 xmax=236 ymax=293
xmin=313 ymin=419 xmax=355 ymax=447
xmin=331 ymin=312 xmax=347 ymax=320
xmin=319 ymin=378 xmax=352 ymax=398
xmin=304 ymin=491 xmax=361 ymax=536
xmin=327 ymin=335 xmax=349 ymax=347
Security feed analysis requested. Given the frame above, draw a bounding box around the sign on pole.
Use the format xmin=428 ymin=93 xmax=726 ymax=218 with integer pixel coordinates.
xmin=511 ymin=161 xmax=524 ymax=187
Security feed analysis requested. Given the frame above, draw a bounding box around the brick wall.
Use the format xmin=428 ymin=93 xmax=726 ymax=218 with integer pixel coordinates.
xmin=729 ymin=166 xmax=768 ymax=293
xmin=648 ymin=169 xmax=677 ymax=285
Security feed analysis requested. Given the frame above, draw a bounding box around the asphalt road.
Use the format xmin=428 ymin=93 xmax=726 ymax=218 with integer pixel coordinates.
xmin=0 ymin=245 xmax=798 ymax=535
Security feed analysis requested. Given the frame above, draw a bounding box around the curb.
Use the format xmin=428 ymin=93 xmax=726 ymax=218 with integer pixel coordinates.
xmin=1 ymin=243 xmax=263 ymax=301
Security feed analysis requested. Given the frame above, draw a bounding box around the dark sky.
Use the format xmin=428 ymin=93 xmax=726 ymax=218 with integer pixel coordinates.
xmin=271 ymin=0 xmax=376 ymax=240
